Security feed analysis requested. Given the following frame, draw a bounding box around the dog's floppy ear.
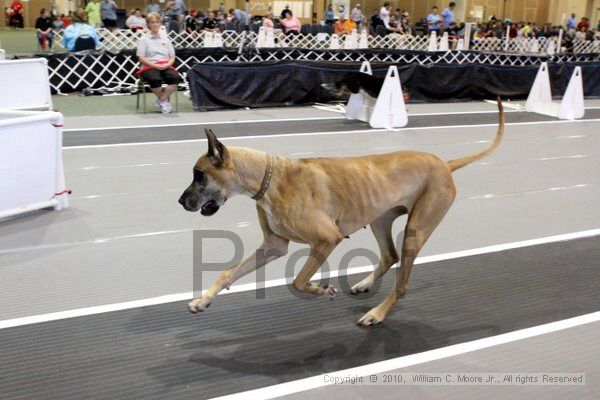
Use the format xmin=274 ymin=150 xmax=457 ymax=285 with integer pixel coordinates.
xmin=204 ymin=128 xmax=228 ymax=167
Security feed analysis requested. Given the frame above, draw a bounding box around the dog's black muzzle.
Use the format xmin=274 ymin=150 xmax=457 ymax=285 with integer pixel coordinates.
xmin=200 ymin=200 xmax=220 ymax=216
xmin=178 ymin=194 xmax=198 ymax=212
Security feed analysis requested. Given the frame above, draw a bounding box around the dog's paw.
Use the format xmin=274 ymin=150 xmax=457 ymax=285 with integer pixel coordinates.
xmin=357 ymin=308 xmax=385 ymax=327
xmin=320 ymin=283 xmax=338 ymax=298
xmin=349 ymin=278 xmax=373 ymax=295
xmin=187 ymin=298 xmax=212 ymax=314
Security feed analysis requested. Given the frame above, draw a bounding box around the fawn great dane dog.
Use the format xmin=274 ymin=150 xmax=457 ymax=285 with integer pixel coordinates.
xmin=179 ymin=100 xmax=505 ymax=326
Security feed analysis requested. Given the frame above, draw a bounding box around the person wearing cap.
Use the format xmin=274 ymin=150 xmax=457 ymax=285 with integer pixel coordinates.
xmin=184 ymin=8 xmax=199 ymax=34
xmin=350 ymin=3 xmax=364 ymax=30
xmin=334 ymin=13 xmax=356 ymax=35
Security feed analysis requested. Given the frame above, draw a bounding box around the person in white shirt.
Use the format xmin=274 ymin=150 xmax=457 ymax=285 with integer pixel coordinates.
xmin=350 ymin=3 xmax=364 ymax=29
xmin=126 ymin=8 xmax=147 ymax=31
xmin=379 ymin=2 xmax=391 ymax=29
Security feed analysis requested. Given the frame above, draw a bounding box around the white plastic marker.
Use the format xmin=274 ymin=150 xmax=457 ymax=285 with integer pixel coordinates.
xmin=525 ymin=62 xmax=584 ymax=120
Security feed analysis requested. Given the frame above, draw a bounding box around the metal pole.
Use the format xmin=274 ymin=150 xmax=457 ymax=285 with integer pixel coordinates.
xmin=557 ymin=29 xmax=563 ymax=53
xmin=464 ymin=22 xmax=472 ymax=50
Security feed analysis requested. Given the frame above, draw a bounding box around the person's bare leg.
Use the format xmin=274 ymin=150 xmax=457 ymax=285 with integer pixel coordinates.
xmin=160 ymin=84 xmax=178 ymax=102
xmin=151 ymin=87 xmax=163 ymax=100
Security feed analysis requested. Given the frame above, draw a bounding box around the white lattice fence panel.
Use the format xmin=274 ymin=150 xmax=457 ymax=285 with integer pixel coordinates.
xmin=573 ymin=40 xmax=600 ymax=53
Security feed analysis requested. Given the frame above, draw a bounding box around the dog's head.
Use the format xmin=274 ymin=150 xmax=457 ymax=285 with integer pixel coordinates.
xmin=321 ymin=82 xmax=354 ymax=98
xmin=321 ymin=73 xmax=364 ymax=98
xmin=178 ymin=129 xmax=236 ymax=216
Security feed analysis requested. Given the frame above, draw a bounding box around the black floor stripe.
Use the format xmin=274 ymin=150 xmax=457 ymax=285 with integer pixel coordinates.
xmin=62 ymin=109 xmax=600 ymax=147
xmin=1 ymin=236 xmax=599 ymax=399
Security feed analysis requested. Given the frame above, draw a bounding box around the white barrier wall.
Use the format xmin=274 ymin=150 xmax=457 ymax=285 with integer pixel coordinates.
xmin=0 ymin=58 xmax=53 ymax=110
xmin=0 ymin=110 xmax=69 ymax=220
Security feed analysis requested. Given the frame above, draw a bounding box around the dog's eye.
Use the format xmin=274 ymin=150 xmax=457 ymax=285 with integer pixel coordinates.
xmin=193 ymin=168 xmax=206 ymax=185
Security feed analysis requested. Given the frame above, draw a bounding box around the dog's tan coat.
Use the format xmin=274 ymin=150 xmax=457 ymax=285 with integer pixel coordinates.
xmin=182 ymin=101 xmax=505 ymax=326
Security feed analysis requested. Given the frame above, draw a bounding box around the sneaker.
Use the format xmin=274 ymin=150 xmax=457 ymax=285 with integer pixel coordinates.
xmin=154 ymin=99 xmax=162 ymax=111
xmin=159 ymin=100 xmax=172 ymax=114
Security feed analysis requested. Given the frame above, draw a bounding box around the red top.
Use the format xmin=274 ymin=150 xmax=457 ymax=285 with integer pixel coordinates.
xmin=60 ymin=17 xmax=71 ymax=28
xmin=10 ymin=1 xmax=23 ymax=12
xmin=577 ymin=20 xmax=589 ymax=30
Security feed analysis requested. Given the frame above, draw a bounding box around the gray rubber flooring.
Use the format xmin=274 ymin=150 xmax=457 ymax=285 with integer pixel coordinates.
xmin=62 ymin=109 xmax=600 ymax=147
xmin=1 ymin=109 xmax=599 ymax=321
xmin=0 ymin=236 xmax=598 ymax=400
xmin=282 ymin=321 xmax=600 ymax=400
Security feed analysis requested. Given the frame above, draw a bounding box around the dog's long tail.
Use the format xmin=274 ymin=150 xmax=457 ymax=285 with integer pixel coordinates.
xmin=447 ymin=98 xmax=505 ymax=172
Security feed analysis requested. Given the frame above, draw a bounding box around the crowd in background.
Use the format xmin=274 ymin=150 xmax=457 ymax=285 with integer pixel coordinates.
xmin=4 ymin=0 xmax=600 ymax=52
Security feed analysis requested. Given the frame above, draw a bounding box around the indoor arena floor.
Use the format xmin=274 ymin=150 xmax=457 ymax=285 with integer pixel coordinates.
xmin=1 ymin=100 xmax=599 ymax=399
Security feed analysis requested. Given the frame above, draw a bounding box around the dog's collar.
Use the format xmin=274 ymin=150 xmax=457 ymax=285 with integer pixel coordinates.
xmin=252 ymin=154 xmax=274 ymax=201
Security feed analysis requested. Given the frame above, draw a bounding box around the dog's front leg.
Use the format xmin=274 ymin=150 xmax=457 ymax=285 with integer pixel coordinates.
xmin=188 ymin=237 xmax=288 ymax=313
xmin=292 ymin=241 xmax=339 ymax=298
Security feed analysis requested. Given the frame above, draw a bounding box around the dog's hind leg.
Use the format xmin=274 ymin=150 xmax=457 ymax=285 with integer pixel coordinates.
xmin=357 ymin=185 xmax=455 ymax=326
xmin=349 ymin=208 xmax=403 ymax=295
xmin=188 ymin=205 xmax=289 ymax=314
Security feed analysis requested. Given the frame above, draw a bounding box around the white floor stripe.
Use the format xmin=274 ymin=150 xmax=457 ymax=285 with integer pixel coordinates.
xmin=207 ymin=311 xmax=600 ymax=400
xmin=61 ymin=104 xmax=600 ymax=132
xmin=0 ymin=228 xmax=597 ymax=330
xmin=63 ymin=118 xmax=600 ymax=150
xmin=62 ymin=116 xmax=345 ymax=132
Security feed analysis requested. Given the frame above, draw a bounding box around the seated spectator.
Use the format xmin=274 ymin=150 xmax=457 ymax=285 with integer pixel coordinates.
xmin=35 ymin=8 xmax=54 ymax=51
xmin=400 ymin=13 xmax=411 ymax=34
xmin=577 ymin=17 xmax=589 ymax=31
xmin=136 ymin=12 xmax=179 ymax=114
xmin=126 ymin=8 xmax=147 ymax=31
xmin=505 ymin=20 xmax=517 ymax=38
xmin=9 ymin=1 xmax=24 ymax=29
xmin=62 ymin=8 xmax=100 ymax=51
xmin=146 ymin=0 xmax=161 ymax=15
xmin=184 ymin=8 xmax=198 ymax=33
xmin=101 ymin=0 xmax=117 ymax=32
xmin=59 ymin=13 xmax=71 ymax=29
xmin=493 ymin=19 xmax=504 ymax=38
xmin=262 ymin=13 xmax=274 ymax=29
xmin=53 ymin=14 xmax=65 ymax=30
xmin=370 ymin=10 xmax=383 ymax=29
xmin=203 ymin=11 xmax=220 ymax=32
xmin=575 ymin=26 xmax=593 ymax=41
xmin=522 ymin=21 xmax=532 ymax=38
xmin=334 ymin=14 xmax=356 ymax=35
xmin=385 ymin=14 xmax=403 ymax=34
xmin=445 ymin=21 xmax=460 ymax=37
xmin=311 ymin=12 xmax=318 ymax=25
xmin=281 ymin=10 xmax=301 ymax=35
